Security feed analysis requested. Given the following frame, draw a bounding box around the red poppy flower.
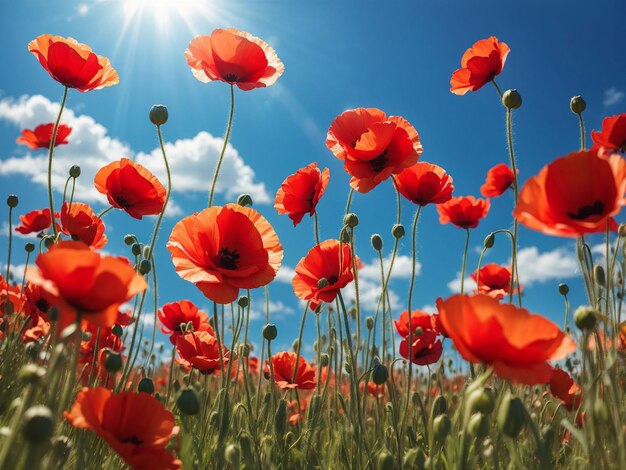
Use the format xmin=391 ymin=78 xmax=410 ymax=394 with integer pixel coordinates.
xmin=274 ymin=163 xmax=330 ymax=226
xmin=450 ymin=36 xmax=510 ymax=95
xmin=158 ymin=300 xmax=213 ymax=346
xmin=26 ymin=241 xmax=147 ymax=331
xmin=480 ymin=163 xmax=515 ymax=197
xmin=17 ymin=123 xmax=72 ymax=149
xmin=15 ymin=208 xmax=52 ymax=235
xmin=394 ymin=309 xmax=439 ymax=337
xmin=437 ymin=294 xmax=576 ymax=385
xmin=470 ymin=263 xmax=521 ymax=300
xmin=399 ymin=329 xmax=443 ymax=366
xmin=549 ymin=369 xmax=582 ymax=412
xmin=266 ymin=351 xmax=316 ymax=390
xmin=591 ymin=114 xmax=626 ymax=153
xmin=185 ymin=28 xmax=284 ymax=90
xmin=437 ymin=195 xmax=490 ymax=229
xmin=0 ymin=279 xmax=50 ymax=343
xmin=176 ymin=331 xmax=229 ymax=374
xmin=29 ymin=35 xmax=119 ymax=92
xmin=513 ymin=150 xmax=626 ymax=237
xmin=167 ymin=204 xmax=282 ymax=304
xmin=292 ymin=239 xmax=355 ymax=311
xmin=65 ymin=387 xmax=181 ymax=470
xmin=94 ymin=158 xmax=166 ymax=220
xmin=393 ymin=162 xmax=454 ymax=206
xmin=59 ymin=202 xmax=107 ymax=249
xmin=326 ymin=108 xmax=423 ymax=193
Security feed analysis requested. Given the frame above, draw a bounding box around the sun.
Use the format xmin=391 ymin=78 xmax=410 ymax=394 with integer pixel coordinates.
xmin=122 ymin=0 xmax=209 ymax=29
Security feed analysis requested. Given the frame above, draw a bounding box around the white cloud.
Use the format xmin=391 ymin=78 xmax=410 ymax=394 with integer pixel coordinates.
xmin=0 ymin=263 xmax=27 ymax=284
xmin=516 ymin=246 xmax=578 ymax=286
xmin=77 ymin=3 xmax=89 ymax=16
xmin=447 ymin=272 xmax=476 ymax=294
xmin=275 ymin=264 xmax=296 ymax=284
xmin=0 ymin=95 xmax=270 ymax=218
xmin=604 ymin=87 xmax=625 ymax=108
xmin=359 ymin=254 xmax=419 ymax=281
xmin=250 ymin=299 xmax=296 ymax=321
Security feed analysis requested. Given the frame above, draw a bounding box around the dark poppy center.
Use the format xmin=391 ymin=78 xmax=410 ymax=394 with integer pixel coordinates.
xmin=115 ymin=197 xmax=130 ymax=207
xmin=34 ymin=298 xmax=49 ymax=313
xmin=224 ymin=73 xmax=239 ymax=82
xmin=306 ymin=191 xmax=316 ymax=208
xmin=121 ymin=435 xmax=144 ymax=446
xmin=369 ymin=151 xmax=388 ymax=173
xmin=327 ymin=274 xmax=339 ymax=286
xmin=567 ymin=200 xmax=605 ymax=220
xmin=218 ymin=247 xmax=240 ymax=270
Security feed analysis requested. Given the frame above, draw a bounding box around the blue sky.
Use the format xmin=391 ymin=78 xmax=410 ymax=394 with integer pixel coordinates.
xmin=1 ymin=0 xmax=625 ymax=355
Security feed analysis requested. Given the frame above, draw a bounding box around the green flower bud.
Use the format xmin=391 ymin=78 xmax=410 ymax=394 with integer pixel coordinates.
xmin=502 ymin=89 xmax=522 ymax=109
xmin=138 ymin=377 xmax=155 ymax=394
xmin=111 ymin=324 xmax=123 ymax=337
xmin=262 ymin=323 xmax=277 ymax=341
xmin=372 ymin=363 xmax=389 ymax=385
xmin=320 ymin=353 xmax=329 ymax=367
xmin=22 ymin=405 xmax=54 ymax=444
xmin=497 ymin=393 xmax=525 ymax=438
xmin=594 ymin=401 xmax=609 ymax=423
xmin=139 ymin=260 xmax=151 ymax=275
xmin=237 ymin=194 xmax=253 ymax=207
xmin=392 ymin=224 xmax=405 ymax=239
xmin=558 ymin=283 xmax=569 ymax=296
xmin=594 ymin=265 xmax=606 ymax=287
xmin=376 ymin=450 xmax=395 ymax=470
xmin=131 ymin=243 xmax=142 ymax=256
xmin=69 ymin=165 xmax=81 ymax=178
xmin=570 ymin=95 xmax=586 ymax=114
xmin=239 ymin=432 xmax=256 ymax=469
xmin=292 ymin=338 xmax=300 ymax=352
xmin=431 ymin=395 xmax=448 ymax=417
xmin=6 ymin=195 xmax=18 ymax=208
xmin=19 ymin=364 xmax=46 ymax=385
xmin=484 ymin=233 xmax=495 ymax=249
xmin=574 ymin=306 xmax=597 ymax=330
xmin=25 ymin=242 xmax=35 ymax=253
xmin=124 ymin=234 xmax=136 ymax=246
xmin=467 ymin=387 xmax=496 ymax=415
xmin=104 ymin=352 xmax=123 ymax=373
xmin=177 ymin=388 xmax=200 ymax=415
xmin=366 ymin=316 xmax=374 ymax=330
xmin=149 ymin=104 xmax=169 ymax=126
xmin=433 ymin=414 xmax=451 ymax=442
xmin=43 ymin=235 xmax=54 ymax=249
xmin=344 ymin=213 xmax=359 ymax=228
xmin=468 ymin=412 xmax=489 ymax=439
xmin=371 ymin=234 xmax=383 ymax=251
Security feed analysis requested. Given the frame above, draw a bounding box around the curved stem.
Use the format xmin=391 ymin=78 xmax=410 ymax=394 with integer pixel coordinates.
xmin=291 ymin=302 xmax=310 ymax=383
xmin=5 ymin=206 xmax=13 ymax=286
xmin=577 ymin=112 xmax=586 ymax=150
xmin=208 ymin=84 xmax=235 ymax=207
xmin=147 ymin=125 xmax=173 ymax=260
xmin=344 ymin=187 xmax=355 ymax=216
xmin=97 ymin=206 xmax=114 ymax=218
xmin=491 ymin=79 xmax=503 ymax=98
xmin=313 ymin=211 xmax=320 ymax=245
xmin=47 ymin=86 xmax=69 ymax=238
xmin=505 ymin=108 xmax=521 ymax=306
xmin=460 ymin=228 xmax=471 ymax=294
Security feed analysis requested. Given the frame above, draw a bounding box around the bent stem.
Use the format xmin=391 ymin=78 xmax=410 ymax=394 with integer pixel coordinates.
xmin=460 ymin=228 xmax=471 ymax=294
xmin=505 ymin=107 xmax=522 ymax=306
xmin=48 ymin=86 xmax=69 ymax=238
xmin=208 ymin=84 xmax=235 ymax=207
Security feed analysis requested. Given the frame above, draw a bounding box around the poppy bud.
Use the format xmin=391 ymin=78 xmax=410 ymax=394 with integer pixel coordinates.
xmin=19 ymin=364 xmax=46 ymax=385
xmin=497 ymin=393 xmax=525 ymax=438
xmin=177 ymin=388 xmax=200 ymax=415
xmin=317 ymin=277 xmax=329 ymax=289
xmin=274 ymin=398 xmax=287 ymax=436
xmin=371 ymin=234 xmax=383 ymax=251
xmin=372 ymin=363 xmax=389 ymax=385
xmin=25 ymin=242 xmax=35 ymax=253
xmin=467 ymin=387 xmax=496 ymax=414
xmin=320 ymin=353 xmax=329 ymax=367
xmin=237 ymin=194 xmax=253 ymax=207
xmin=6 ymin=195 xmax=18 ymax=208
xmin=43 ymin=235 xmax=55 ymax=249
xmin=131 ymin=243 xmax=142 ymax=256
xmin=594 ymin=265 xmax=606 ymax=287
xmin=433 ymin=414 xmax=451 ymax=442
xmin=124 ymin=234 xmax=136 ymax=246
xmin=239 ymin=432 xmax=256 ymax=469
xmin=468 ymin=412 xmax=489 ymax=439
xmin=594 ymin=400 xmax=609 ymax=423
xmin=366 ymin=316 xmax=374 ymax=330
xmin=376 ymin=450 xmax=395 ymax=470
xmin=139 ymin=260 xmax=151 ymax=275
xmin=558 ymin=283 xmax=569 ymax=296
xmin=502 ymin=89 xmax=522 ymax=109
xmin=340 ymin=227 xmax=351 ymax=243
xmin=142 ymin=245 xmax=151 ymax=259
xmin=237 ymin=296 xmax=249 ymax=308
xmin=292 ymin=339 xmax=300 ymax=352
xmin=69 ymin=165 xmax=81 ymax=178
xmin=262 ymin=323 xmax=277 ymax=341
xmin=574 ymin=306 xmax=597 ymax=330
xmin=22 ymin=405 xmax=54 ymax=444
xmin=225 ymin=444 xmax=240 ymax=467
xmin=619 ymin=223 xmax=626 ymax=238
xmin=104 ymin=352 xmax=123 ymax=373
xmin=344 ymin=213 xmax=359 ymax=228
xmin=138 ymin=377 xmax=155 ymax=394
xmin=570 ymin=95 xmax=586 ymax=114
xmin=238 ymin=343 xmax=250 ymax=357
xmin=484 ymin=233 xmax=495 ymax=249
xmin=149 ymin=104 xmax=169 ymax=126
xmin=392 ymin=224 xmax=405 ymax=239
xmin=111 ymin=324 xmax=123 ymax=337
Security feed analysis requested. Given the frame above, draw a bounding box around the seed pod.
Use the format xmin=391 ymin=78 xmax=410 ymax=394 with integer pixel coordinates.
xmin=22 ymin=405 xmax=54 ymax=444
xmin=467 ymin=387 xmax=496 ymax=414
xmin=371 ymin=234 xmax=383 ymax=251
xmin=69 ymin=165 xmax=81 ymax=178
xmin=25 ymin=242 xmax=35 ymax=253
xmin=139 ymin=259 xmax=151 ymax=275
xmin=558 ymin=283 xmax=569 ymax=295
xmin=372 ymin=363 xmax=389 ymax=385
xmin=497 ymin=393 xmax=525 ymax=438
xmin=344 ymin=213 xmax=359 ymax=228
xmin=320 ymin=353 xmax=329 ymax=367
xmin=124 ymin=234 xmax=136 ymax=246
xmin=262 ymin=323 xmax=277 ymax=341
xmin=237 ymin=194 xmax=253 ymax=207
xmin=138 ymin=377 xmax=155 ymax=394
xmin=6 ymin=195 xmax=18 ymax=208
xmin=431 ymin=395 xmax=448 ymax=417
xmin=468 ymin=412 xmax=489 ymax=439
xmin=502 ymin=89 xmax=522 ymax=109
xmin=574 ymin=306 xmax=597 ymax=330
xmin=176 ymin=388 xmax=200 ymax=415
xmin=149 ymin=104 xmax=169 ymax=126
xmin=111 ymin=324 xmax=123 ymax=337
xmin=131 ymin=243 xmax=142 ymax=256
xmin=392 ymin=224 xmax=405 ymax=239
xmin=104 ymin=352 xmax=123 ymax=373
xmin=366 ymin=316 xmax=374 ymax=330
xmin=237 ymin=296 xmax=249 ymax=308
xmin=570 ymin=95 xmax=586 ymax=114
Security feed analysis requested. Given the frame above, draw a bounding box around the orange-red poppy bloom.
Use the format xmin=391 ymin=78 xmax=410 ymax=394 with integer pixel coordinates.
xmin=185 ymin=28 xmax=284 ymax=90
xmin=94 ymin=158 xmax=166 ymax=220
xmin=59 ymin=202 xmax=107 ymax=249
xmin=480 ymin=163 xmax=515 ymax=198
xmin=450 ymin=36 xmax=510 ymax=95
xmin=399 ymin=329 xmax=443 ymax=366
xmin=0 ymin=278 xmax=50 ymax=343
xmin=394 ymin=309 xmax=440 ymax=338
xmin=158 ymin=300 xmax=213 ymax=346
xmin=394 ymin=162 xmax=454 ymax=206
xmin=549 ymin=368 xmax=582 ymax=412
xmin=326 ymin=108 xmax=423 ymax=193
xmin=26 ymin=241 xmax=147 ymax=331
xmin=591 ymin=114 xmax=626 ymax=153
xmin=17 ymin=123 xmax=72 ymax=149
xmin=15 ymin=208 xmax=52 ymax=235
xmin=29 ymin=35 xmax=119 ymax=92
xmin=470 ymin=263 xmax=521 ymax=300
xmin=167 ymin=204 xmax=282 ymax=304
xmin=266 ymin=351 xmax=316 ymax=390
xmin=437 ymin=195 xmax=490 ymax=229
xmin=65 ymin=387 xmax=181 ymax=470
xmin=176 ymin=331 xmax=229 ymax=374
xmin=274 ymin=162 xmax=330 ymax=226
xmin=437 ymin=294 xmax=576 ymax=385
xmin=513 ymin=150 xmax=626 ymax=237
xmin=292 ymin=239 xmax=355 ymax=311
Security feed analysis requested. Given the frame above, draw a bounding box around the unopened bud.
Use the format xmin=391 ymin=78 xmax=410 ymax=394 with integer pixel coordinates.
xmin=484 ymin=233 xmax=495 ymax=249
xmin=371 ymin=234 xmax=383 ymax=251
xmin=320 ymin=353 xmax=329 ymax=367
xmin=124 ymin=234 xmax=136 ymax=246
xmin=558 ymin=283 xmax=569 ymax=296
xmin=111 ymin=324 xmax=123 ymax=337
xmin=376 ymin=450 xmax=395 ymax=470
xmin=6 ymin=195 xmax=18 ymax=208
xmin=433 ymin=414 xmax=451 ymax=442
xmin=176 ymin=388 xmax=200 ymax=415
xmin=22 ymin=406 xmax=54 ymax=444
xmin=69 ymin=165 xmax=81 ymax=178
xmin=574 ymin=306 xmax=597 ymax=330
xmin=431 ymin=395 xmax=448 ymax=417
xmin=237 ymin=194 xmax=253 ymax=207
xmin=570 ymin=96 xmax=586 ymax=114
xmin=366 ymin=316 xmax=374 ymax=330
xmin=131 ymin=243 xmax=142 ymax=256
xmin=467 ymin=387 xmax=496 ymax=415
xmin=344 ymin=213 xmax=359 ymax=228
xmin=372 ymin=363 xmax=388 ymax=385
xmin=594 ymin=265 xmax=606 ymax=287
xmin=262 ymin=323 xmax=277 ymax=341
xmin=392 ymin=224 xmax=405 ymax=239
xmin=497 ymin=393 xmax=525 ymax=438
xmin=502 ymin=89 xmax=522 ymax=109
xmin=238 ymin=296 xmax=249 ymax=308
xmin=274 ymin=399 xmax=287 ymax=436
xmin=19 ymin=364 xmax=45 ymax=385
xmin=138 ymin=377 xmax=155 ymax=394
xmin=468 ymin=412 xmax=489 ymax=439
xmin=25 ymin=242 xmax=35 ymax=253
xmin=104 ymin=352 xmax=123 ymax=373
xmin=139 ymin=260 xmax=151 ymax=275
xmin=225 ymin=444 xmax=241 ymax=467
xmin=149 ymin=104 xmax=169 ymax=126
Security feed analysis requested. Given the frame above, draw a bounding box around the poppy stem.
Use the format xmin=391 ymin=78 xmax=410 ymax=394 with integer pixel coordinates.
xmin=166 ymin=345 xmax=176 ymax=404
xmin=460 ymin=228 xmax=470 ymax=295
xmin=313 ymin=211 xmax=320 ymax=245
xmin=208 ymin=84 xmax=235 ymax=207
xmin=291 ymin=302 xmax=309 ymax=383
xmin=344 ymin=187 xmax=355 ymax=216
xmin=212 ymin=302 xmax=226 ymax=387
xmin=491 ymin=79 xmax=503 ymax=98
xmin=96 ymin=205 xmax=114 ymax=218
xmin=5 ymin=204 xmax=14 ymax=292
xmin=47 ymin=86 xmax=69 ymax=239
xmin=505 ymin=107 xmax=522 ymax=306
xmin=577 ymin=112 xmax=586 ymax=150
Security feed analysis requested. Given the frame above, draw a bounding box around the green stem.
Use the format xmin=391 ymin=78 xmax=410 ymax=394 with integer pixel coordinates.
xmin=460 ymin=228 xmax=470 ymax=295
xmin=577 ymin=112 xmax=586 ymax=150
xmin=344 ymin=187 xmax=355 ymax=216
xmin=208 ymin=84 xmax=235 ymax=207
xmin=291 ymin=302 xmax=310 ymax=383
xmin=97 ymin=206 xmax=114 ymax=218
xmin=491 ymin=79 xmax=503 ymax=98
xmin=48 ymin=86 xmax=69 ymax=238
xmin=505 ymin=107 xmax=521 ymax=306
xmin=5 ymin=206 xmax=13 ymax=286
xmin=313 ymin=211 xmax=320 ymax=245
